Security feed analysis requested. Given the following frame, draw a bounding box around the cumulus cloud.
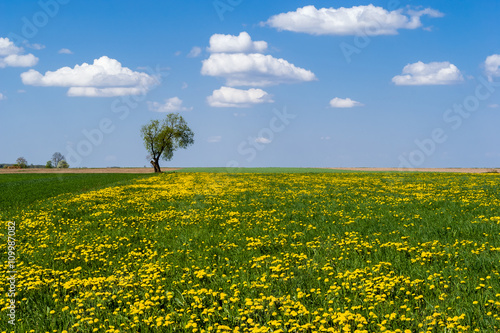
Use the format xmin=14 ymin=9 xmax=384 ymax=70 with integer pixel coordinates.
xmin=207 ymin=86 xmax=273 ymax=108
xmin=187 ymin=46 xmax=202 ymax=58
xmin=202 ymin=32 xmax=315 ymax=87
xmin=148 ymin=97 xmax=192 ymax=112
xmin=58 ymin=48 xmax=73 ymax=54
xmin=21 ymin=56 xmax=157 ymax=97
xmin=264 ymin=5 xmax=443 ymax=36
xmin=329 ymin=97 xmax=363 ymax=108
xmin=202 ymin=53 xmax=316 ymax=86
xmin=0 ymin=38 xmax=23 ymax=56
xmin=1 ymin=54 xmax=39 ymax=67
xmin=485 ymin=54 xmax=500 ymax=81
xmin=392 ymin=61 xmax=464 ymax=85
xmin=0 ymin=37 xmax=38 ymax=68
xmin=208 ymin=32 xmax=267 ymax=53
xmin=0 ymin=93 xmax=5 ymax=100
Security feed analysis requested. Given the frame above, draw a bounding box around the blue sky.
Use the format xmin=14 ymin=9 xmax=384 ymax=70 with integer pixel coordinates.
xmin=0 ymin=0 xmax=499 ymax=168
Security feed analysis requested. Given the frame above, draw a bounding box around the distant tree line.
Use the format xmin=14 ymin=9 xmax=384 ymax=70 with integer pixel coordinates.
xmin=2 ymin=152 xmax=69 ymax=169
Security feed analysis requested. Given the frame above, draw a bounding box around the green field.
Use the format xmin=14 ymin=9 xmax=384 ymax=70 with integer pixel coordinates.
xmin=177 ymin=167 xmax=353 ymax=173
xmin=1 ymin=171 xmax=500 ymax=332
xmin=0 ymin=173 xmax=152 ymax=213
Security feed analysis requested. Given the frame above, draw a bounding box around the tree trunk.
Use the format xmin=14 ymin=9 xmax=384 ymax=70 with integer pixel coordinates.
xmin=151 ymin=159 xmax=162 ymax=173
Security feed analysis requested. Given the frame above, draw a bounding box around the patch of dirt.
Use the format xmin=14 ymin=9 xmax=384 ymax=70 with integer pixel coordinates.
xmin=0 ymin=168 xmax=180 ymax=174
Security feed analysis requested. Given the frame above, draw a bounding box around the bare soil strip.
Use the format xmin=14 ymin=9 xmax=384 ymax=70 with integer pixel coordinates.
xmin=328 ymin=167 xmax=499 ymax=173
xmin=0 ymin=168 xmax=180 ymax=174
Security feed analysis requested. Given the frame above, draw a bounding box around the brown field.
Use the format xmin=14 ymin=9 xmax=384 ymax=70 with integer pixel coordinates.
xmin=330 ymin=167 xmax=500 ymax=173
xmin=0 ymin=167 xmax=498 ymax=174
xmin=0 ymin=167 xmax=180 ymax=174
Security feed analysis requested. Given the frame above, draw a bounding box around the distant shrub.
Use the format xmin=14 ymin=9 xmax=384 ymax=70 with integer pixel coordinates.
xmin=57 ymin=160 xmax=69 ymax=168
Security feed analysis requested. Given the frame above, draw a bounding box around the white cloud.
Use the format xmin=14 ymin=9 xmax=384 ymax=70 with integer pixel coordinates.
xmin=0 ymin=37 xmax=23 ymax=56
xmin=485 ymin=54 xmax=500 ymax=81
xmin=488 ymin=103 xmax=499 ymax=109
xmin=0 ymin=93 xmax=5 ymax=100
xmin=21 ymin=56 xmax=157 ymax=97
xmin=392 ymin=61 xmax=464 ymax=85
xmin=208 ymin=32 xmax=268 ymax=53
xmin=329 ymin=97 xmax=363 ymax=108
xmin=181 ymin=82 xmax=188 ymax=89
xmin=255 ymin=137 xmax=271 ymax=144
xmin=17 ymin=89 xmax=26 ymax=93
xmin=321 ymin=136 xmax=331 ymax=140
xmin=207 ymin=86 xmax=273 ymax=108
xmin=202 ymin=32 xmax=315 ymax=87
xmin=148 ymin=97 xmax=192 ymax=112
xmin=187 ymin=46 xmax=202 ymax=58
xmin=207 ymin=136 xmax=222 ymax=143
xmin=2 ymin=54 xmax=40 ymax=67
xmin=264 ymin=5 xmax=443 ymax=36
xmin=201 ymin=53 xmax=316 ymax=86
xmin=58 ymin=48 xmax=73 ymax=54
xmin=0 ymin=37 xmax=38 ymax=68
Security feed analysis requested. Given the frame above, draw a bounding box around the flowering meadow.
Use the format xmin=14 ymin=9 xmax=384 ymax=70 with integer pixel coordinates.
xmin=1 ymin=171 xmax=500 ymax=333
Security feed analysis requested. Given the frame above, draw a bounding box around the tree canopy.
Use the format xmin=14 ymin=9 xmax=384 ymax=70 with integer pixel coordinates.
xmin=141 ymin=113 xmax=194 ymax=173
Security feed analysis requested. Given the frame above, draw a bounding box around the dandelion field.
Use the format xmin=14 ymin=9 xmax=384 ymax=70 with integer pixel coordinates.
xmin=1 ymin=171 xmax=500 ymax=333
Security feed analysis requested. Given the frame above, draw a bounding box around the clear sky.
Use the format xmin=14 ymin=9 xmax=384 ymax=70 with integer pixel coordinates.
xmin=1 ymin=0 xmax=499 ymax=169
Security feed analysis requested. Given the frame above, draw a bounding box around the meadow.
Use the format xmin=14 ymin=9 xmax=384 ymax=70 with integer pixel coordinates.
xmin=1 ymin=170 xmax=500 ymax=333
xmin=0 ymin=173 xmax=152 ymax=212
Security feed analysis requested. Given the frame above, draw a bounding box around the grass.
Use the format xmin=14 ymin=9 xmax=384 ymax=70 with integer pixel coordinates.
xmin=0 ymin=173 xmax=153 ymax=213
xmin=177 ymin=167 xmax=354 ymax=173
xmin=1 ymin=172 xmax=500 ymax=332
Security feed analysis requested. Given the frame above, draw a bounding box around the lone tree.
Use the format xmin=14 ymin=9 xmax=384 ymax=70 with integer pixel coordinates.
xmin=16 ymin=157 xmax=28 ymax=168
xmin=141 ymin=113 xmax=194 ymax=173
xmin=51 ymin=152 xmax=65 ymax=168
